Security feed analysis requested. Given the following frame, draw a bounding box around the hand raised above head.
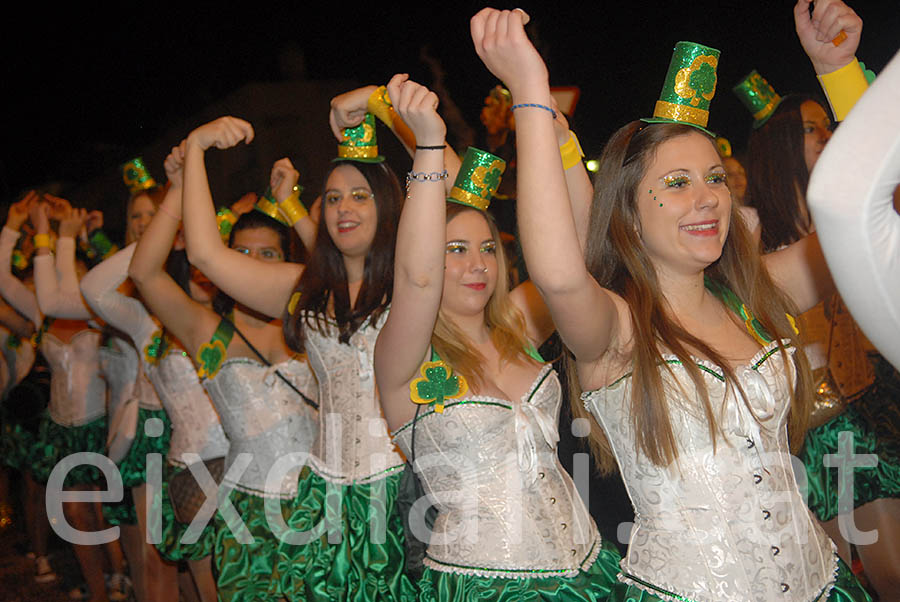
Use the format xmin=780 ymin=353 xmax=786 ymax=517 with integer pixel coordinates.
xmin=270 ymin=157 xmax=300 ymax=202
xmin=794 ymin=0 xmax=862 ymax=74
xmin=329 ymin=85 xmax=378 ymax=141
xmin=164 ymin=143 xmax=186 ymax=187
xmin=470 ymin=8 xmax=547 ymax=96
xmin=58 ymin=207 xmax=87 ymax=239
xmin=187 ymin=116 xmax=254 ymax=151
xmin=385 ymin=74 xmax=445 ymax=147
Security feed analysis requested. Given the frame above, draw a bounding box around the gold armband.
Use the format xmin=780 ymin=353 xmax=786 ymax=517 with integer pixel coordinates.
xmin=33 ymin=234 xmax=51 ymax=249
xmin=279 ymin=186 xmax=308 ymax=226
xmin=559 ymin=131 xmax=584 ymax=170
xmin=818 ymin=59 xmax=869 ymax=122
xmin=367 ymin=86 xmax=396 ymax=129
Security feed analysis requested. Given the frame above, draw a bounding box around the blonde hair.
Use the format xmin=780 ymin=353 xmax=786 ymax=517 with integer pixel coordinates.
xmin=570 ymin=122 xmax=813 ymax=475
xmin=431 ymin=204 xmax=534 ymax=387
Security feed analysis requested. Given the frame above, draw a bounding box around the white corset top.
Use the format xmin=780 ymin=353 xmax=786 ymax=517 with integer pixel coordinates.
xmin=303 ymin=311 xmax=404 ymax=484
xmin=99 ymin=336 xmax=138 ymax=418
xmin=203 ymin=357 xmax=318 ymax=498
xmin=392 ymin=365 xmax=602 ymax=579
xmin=145 ymin=340 xmax=229 ymax=467
xmin=42 ymin=330 xmax=106 ymax=426
xmin=582 ymin=342 xmax=836 ymax=602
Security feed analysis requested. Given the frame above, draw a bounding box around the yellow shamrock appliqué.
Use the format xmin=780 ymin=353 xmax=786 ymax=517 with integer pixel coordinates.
xmin=196 ymin=339 xmax=227 ymax=379
xmin=410 ymin=360 xmax=468 ymax=414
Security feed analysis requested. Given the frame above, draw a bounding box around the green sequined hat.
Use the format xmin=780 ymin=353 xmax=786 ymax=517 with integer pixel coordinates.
xmin=334 ymin=113 xmax=384 ymax=164
xmin=716 ymin=136 xmax=733 ymax=157
xmin=732 ymin=70 xmax=783 ymax=129
xmin=448 ymin=147 xmax=506 ymax=212
xmin=642 ymin=41 xmax=721 ymax=136
xmin=121 ymin=157 xmax=158 ymax=195
xmin=254 ymin=188 xmax=293 ymax=227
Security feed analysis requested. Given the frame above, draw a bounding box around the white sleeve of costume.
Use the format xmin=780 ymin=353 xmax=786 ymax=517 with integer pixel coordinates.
xmin=0 ymin=227 xmax=42 ymax=327
xmin=34 ymin=237 xmax=92 ymax=320
xmin=80 ymin=243 xmax=156 ymax=346
xmin=807 ymin=49 xmax=900 ymax=371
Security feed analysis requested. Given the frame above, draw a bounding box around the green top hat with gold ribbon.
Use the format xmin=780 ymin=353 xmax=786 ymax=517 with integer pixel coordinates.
xmin=254 ymin=188 xmax=293 ymax=227
xmin=448 ymin=147 xmax=506 ymax=212
xmin=121 ymin=157 xmax=158 ymax=195
xmin=335 ymin=113 xmax=384 ymax=163
xmin=732 ymin=70 xmax=783 ymax=129
xmin=642 ymin=41 xmax=721 ymax=136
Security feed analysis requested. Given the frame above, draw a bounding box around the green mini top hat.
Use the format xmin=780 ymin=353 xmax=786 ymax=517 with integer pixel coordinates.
xmin=732 ymin=70 xmax=783 ymax=129
xmin=642 ymin=41 xmax=721 ymax=136
xmin=335 ymin=113 xmax=384 ymax=163
xmin=121 ymin=157 xmax=158 ymax=195
xmin=448 ymin=147 xmax=506 ymax=212
xmin=254 ymin=187 xmax=293 ymax=227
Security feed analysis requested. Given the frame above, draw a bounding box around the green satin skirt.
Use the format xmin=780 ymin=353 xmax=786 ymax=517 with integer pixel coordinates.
xmin=417 ymin=538 xmax=622 ymax=601
xmin=103 ymin=408 xmax=173 ymax=526
xmin=30 ymin=413 xmax=107 ymax=486
xmin=800 ymin=403 xmax=900 ymax=522
xmin=155 ymin=463 xmax=215 ymax=562
xmin=276 ymin=469 xmax=417 ymax=602
xmin=214 ymin=467 xmax=327 ymax=602
xmin=606 ymin=556 xmax=870 ymax=601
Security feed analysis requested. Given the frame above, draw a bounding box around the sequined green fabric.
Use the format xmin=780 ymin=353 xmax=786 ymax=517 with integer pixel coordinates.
xmin=417 ymin=538 xmax=621 ymax=601
xmin=30 ymin=413 xmax=107 ymax=486
xmin=800 ymin=403 xmax=900 ymax=522
xmin=117 ymin=408 xmax=171 ymax=488
xmin=155 ymin=463 xmax=215 ymax=562
xmin=0 ymin=415 xmax=35 ymax=471
xmin=606 ymin=556 xmax=870 ymax=601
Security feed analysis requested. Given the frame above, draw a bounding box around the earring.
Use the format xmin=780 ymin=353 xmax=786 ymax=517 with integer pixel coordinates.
xmin=482 ymin=267 xmax=488 ymax=273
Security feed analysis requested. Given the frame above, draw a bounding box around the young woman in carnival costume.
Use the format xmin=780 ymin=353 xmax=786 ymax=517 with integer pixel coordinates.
xmin=125 ymin=141 xmax=319 ymax=601
xmin=470 ymin=5 xmax=872 ymax=601
xmin=180 ymin=106 xmax=419 ymax=600
xmin=1 ymin=197 xmax=128 ymax=601
xmin=82 ymin=153 xmax=234 ymax=602
xmin=373 ymin=73 xmax=622 ymax=600
xmin=737 ymin=2 xmax=900 ymax=597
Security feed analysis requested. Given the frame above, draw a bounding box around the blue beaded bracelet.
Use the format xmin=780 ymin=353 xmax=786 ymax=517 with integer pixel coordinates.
xmin=511 ymin=102 xmax=557 ymax=119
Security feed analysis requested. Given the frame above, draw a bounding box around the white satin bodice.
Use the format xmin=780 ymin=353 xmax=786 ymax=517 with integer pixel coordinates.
xmin=143 ymin=337 xmax=228 ymax=467
xmin=99 ymin=335 xmax=138 ymax=418
xmin=393 ymin=365 xmax=602 ymax=579
xmin=583 ymin=341 xmax=836 ymax=602
xmin=302 ymin=311 xmax=404 ymax=483
xmin=41 ymin=330 xmax=106 ymax=427
xmin=202 ymin=357 xmax=318 ymax=498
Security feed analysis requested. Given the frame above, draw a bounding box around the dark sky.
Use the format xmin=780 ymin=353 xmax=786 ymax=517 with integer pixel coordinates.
xmin=4 ymin=1 xmax=899 ymax=203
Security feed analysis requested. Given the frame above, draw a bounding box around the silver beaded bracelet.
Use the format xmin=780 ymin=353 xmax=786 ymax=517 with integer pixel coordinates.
xmin=406 ymin=169 xmax=449 ymax=183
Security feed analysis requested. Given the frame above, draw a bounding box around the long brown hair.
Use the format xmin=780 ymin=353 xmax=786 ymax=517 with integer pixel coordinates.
xmin=284 ymin=160 xmax=402 ymax=351
xmin=431 ymin=204 xmax=533 ymax=387
xmin=745 ymin=94 xmax=820 ymax=252
xmin=570 ymin=121 xmax=812 ymax=475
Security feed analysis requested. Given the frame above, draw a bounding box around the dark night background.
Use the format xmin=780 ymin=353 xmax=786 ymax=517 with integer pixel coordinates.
xmin=3 ymin=1 xmax=899 ymax=235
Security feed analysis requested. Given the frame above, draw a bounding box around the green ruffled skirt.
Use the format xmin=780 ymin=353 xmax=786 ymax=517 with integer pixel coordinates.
xmin=103 ymin=408 xmax=173 ymax=526
xmin=606 ymin=556 xmax=869 ymax=601
xmin=155 ymin=462 xmax=216 ymax=562
xmin=215 ymin=466 xmax=326 ymax=602
xmin=275 ymin=469 xmax=417 ymax=602
xmin=30 ymin=413 xmax=107 ymax=486
xmin=417 ymin=538 xmax=621 ymax=601
xmin=800 ymin=403 xmax=900 ymax=522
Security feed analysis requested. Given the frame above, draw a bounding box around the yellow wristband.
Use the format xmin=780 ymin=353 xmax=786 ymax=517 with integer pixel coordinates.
xmin=559 ymin=131 xmax=584 ymax=170
xmin=33 ymin=233 xmax=51 ymax=249
xmin=818 ymin=59 xmax=868 ymax=122
xmin=279 ymin=188 xmax=308 ymax=226
xmin=367 ymin=86 xmax=395 ymax=129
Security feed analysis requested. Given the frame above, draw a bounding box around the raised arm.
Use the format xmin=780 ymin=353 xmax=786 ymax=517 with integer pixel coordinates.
xmin=0 ymin=193 xmax=42 ymax=327
xmin=268 ymin=157 xmax=316 ymax=253
xmin=374 ymin=74 xmax=448 ymax=431
xmin=81 ymin=244 xmax=156 ymax=349
xmin=128 ymin=147 xmax=220 ymax=357
xmin=0 ymin=296 xmax=35 ymax=339
xmin=807 ymin=50 xmax=900 ymax=369
xmin=32 ymin=204 xmax=92 ymax=320
xmin=181 ymin=116 xmax=301 ymax=318
xmin=471 ymin=9 xmax=622 ymax=374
